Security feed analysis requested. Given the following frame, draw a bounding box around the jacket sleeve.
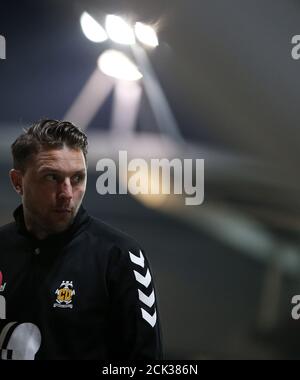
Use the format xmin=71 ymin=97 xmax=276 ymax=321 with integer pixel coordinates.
xmin=106 ymin=245 xmax=163 ymax=360
xmin=0 ymin=320 xmax=41 ymax=360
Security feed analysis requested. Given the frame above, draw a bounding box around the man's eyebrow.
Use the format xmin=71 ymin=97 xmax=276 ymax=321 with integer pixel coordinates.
xmin=38 ymin=167 xmax=86 ymax=174
xmin=38 ymin=167 xmax=60 ymax=173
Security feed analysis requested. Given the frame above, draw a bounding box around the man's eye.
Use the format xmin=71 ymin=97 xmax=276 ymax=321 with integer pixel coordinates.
xmin=45 ymin=174 xmax=57 ymax=181
xmin=72 ymin=175 xmax=84 ymax=184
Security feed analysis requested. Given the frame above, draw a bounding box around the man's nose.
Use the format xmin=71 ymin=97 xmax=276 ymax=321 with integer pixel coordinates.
xmin=57 ymin=178 xmax=73 ymax=200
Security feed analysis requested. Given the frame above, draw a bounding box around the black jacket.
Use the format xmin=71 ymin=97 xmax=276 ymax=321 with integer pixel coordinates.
xmin=0 ymin=205 xmax=163 ymax=360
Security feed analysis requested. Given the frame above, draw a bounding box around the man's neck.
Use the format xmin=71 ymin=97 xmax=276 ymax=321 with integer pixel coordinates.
xmin=23 ymin=208 xmax=50 ymax=240
xmin=25 ymin=220 xmax=49 ymax=240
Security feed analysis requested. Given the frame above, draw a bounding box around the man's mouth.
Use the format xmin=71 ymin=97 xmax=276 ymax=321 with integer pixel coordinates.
xmin=54 ymin=208 xmax=72 ymax=213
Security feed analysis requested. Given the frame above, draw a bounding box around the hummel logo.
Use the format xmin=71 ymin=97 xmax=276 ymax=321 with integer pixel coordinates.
xmin=128 ymin=251 xmax=158 ymax=328
xmin=138 ymin=289 xmax=155 ymax=308
xmin=134 ymin=269 xmax=152 ymax=288
xmin=141 ymin=309 xmax=157 ymax=328
xmin=129 ymin=250 xmax=145 ymax=268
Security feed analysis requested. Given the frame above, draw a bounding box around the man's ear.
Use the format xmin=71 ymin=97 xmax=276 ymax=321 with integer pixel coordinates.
xmin=9 ymin=169 xmax=24 ymax=196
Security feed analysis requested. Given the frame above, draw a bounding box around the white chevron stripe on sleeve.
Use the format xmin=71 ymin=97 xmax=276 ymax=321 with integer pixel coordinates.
xmin=141 ymin=308 xmax=157 ymax=328
xmin=129 ymin=250 xmax=145 ymax=268
xmin=138 ymin=289 xmax=155 ymax=308
xmin=134 ymin=269 xmax=152 ymax=288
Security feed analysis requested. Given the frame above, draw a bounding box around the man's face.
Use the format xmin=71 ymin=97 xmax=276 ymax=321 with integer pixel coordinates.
xmin=20 ymin=146 xmax=87 ymax=236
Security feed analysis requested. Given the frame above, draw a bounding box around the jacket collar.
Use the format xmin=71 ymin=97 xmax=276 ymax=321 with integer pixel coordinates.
xmin=13 ymin=204 xmax=91 ymax=249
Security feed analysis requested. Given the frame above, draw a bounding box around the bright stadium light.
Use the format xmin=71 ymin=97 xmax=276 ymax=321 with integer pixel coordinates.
xmin=134 ymin=22 xmax=159 ymax=47
xmin=98 ymin=50 xmax=142 ymax=81
xmin=105 ymin=15 xmax=135 ymax=45
xmin=80 ymin=12 xmax=108 ymax=43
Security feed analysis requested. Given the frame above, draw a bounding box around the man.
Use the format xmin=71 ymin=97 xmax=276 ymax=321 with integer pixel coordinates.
xmin=0 ymin=119 xmax=162 ymax=360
